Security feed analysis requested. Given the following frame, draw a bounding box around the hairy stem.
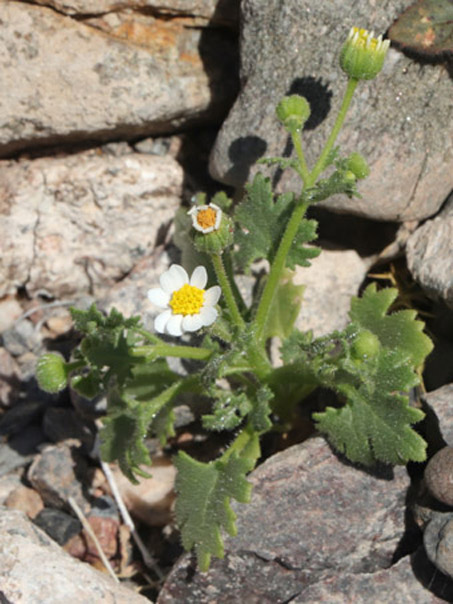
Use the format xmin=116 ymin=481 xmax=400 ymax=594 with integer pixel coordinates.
xmin=253 ymin=199 xmax=309 ymax=340
xmin=211 ymin=253 xmax=246 ymax=329
xmin=132 ymin=344 xmax=213 ymax=361
xmin=253 ymin=77 xmax=359 ymax=341
xmin=310 ymin=77 xmax=359 ymax=182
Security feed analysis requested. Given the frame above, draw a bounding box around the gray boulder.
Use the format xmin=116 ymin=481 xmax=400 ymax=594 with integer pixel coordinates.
xmin=0 ymin=507 xmax=149 ymax=603
xmin=407 ymin=193 xmax=453 ymax=309
xmin=0 ymin=2 xmax=237 ymax=155
xmin=158 ymin=437 xmax=414 ymax=602
xmin=0 ymin=148 xmax=182 ymax=298
xmin=209 ymin=0 xmax=453 ymax=222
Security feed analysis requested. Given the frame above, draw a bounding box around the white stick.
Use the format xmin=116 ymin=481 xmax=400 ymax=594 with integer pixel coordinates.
xmin=68 ymin=496 xmax=119 ymax=583
xmin=100 ymin=460 xmax=164 ymax=579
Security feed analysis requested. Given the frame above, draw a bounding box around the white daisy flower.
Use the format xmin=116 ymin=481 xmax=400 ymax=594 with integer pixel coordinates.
xmin=147 ymin=264 xmax=221 ymax=337
xmin=188 ymin=203 xmax=222 ymax=234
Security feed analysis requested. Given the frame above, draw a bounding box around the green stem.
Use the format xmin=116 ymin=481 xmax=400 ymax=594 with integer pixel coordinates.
xmin=246 ymin=341 xmax=272 ymax=380
xmin=65 ymin=360 xmax=86 ymax=372
xmin=133 ymin=326 xmax=162 ymax=344
xmin=132 ymin=344 xmax=213 ymax=361
xmin=310 ymin=77 xmax=359 ymax=182
xmin=220 ymin=423 xmax=256 ymax=462
xmin=253 ymin=199 xmax=309 ymax=340
xmin=211 ymin=253 xmax=245 ymax=329
xmin=291 ymin=129 xmax=310 ymax=183
xmin=253 ymin=77 xmax=359 ymax=341
xmin=223 ymin=250 xmax=248 ymax=314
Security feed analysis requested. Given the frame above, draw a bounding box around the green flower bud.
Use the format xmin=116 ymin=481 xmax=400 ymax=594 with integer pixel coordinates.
xmin=36 ymin=352 xmax=68 ymax=393
xmin=276 ymin=95 xmax=311 ymax=132
xmin=188 ymin=203 xmax=234 ymax=254
xmin=346 ymin=152 xmax=370 ymax=179
xmin=340 ymin=27 xmax=390 ymax=81
xmin=343 ymin=170 xmax=357 ymax=186
xmin=351 ymin=330 xmax=380 ymax=361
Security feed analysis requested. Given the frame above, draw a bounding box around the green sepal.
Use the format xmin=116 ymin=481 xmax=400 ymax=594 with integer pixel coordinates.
xmin=276 ymin=94 xmax=311 ymax=133
xmin=346 ymin=152 xmax=370 ymax=179
xmin=36 ymin=352 xmax=69 ymax=393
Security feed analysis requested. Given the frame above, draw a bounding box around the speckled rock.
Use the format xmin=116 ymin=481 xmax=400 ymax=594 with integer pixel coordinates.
xmin=27 ymin=440 xmax=91 ymax=514
xmin=158 ymin=436 xmax=411 ymax=602
xmin=424 ymin=513 xmax=453 ymax=582
xmin=0 ymin=149 xmax=182 ymax=298
xmin=293 ymin=547 xmax=453 ymax=603
xmin=293 ymin=247 xmax=370 ymax=337
xmin=425 ymin=447 xmax=453 ymax=507
xmin=0 ymin=2 xmax=238 ymax=155
xmin=406 ymin=193 xmax=453 ymax=309
xmin=209 ymin=0 xmax=453 ymax=222
xmin=0 ymin=508 xmax=149 ymax=603
xmin=29 ymin=0 xmax=239 ymax=25
xmin=421 ymin=384 xmax=453 ymax=448
xmin=99 ymin=247 xmax=172 ymax=328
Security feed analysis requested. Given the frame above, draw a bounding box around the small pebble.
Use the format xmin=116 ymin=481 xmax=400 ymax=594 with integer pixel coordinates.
xmin=46 ymin=313 xmax=73 ymax=336
xmin=0 ymin=296 xmax=23 ymax=332
xmin=425 ymin=446 xmax=453 ymax=506
xmin=27 ymin=439 xmax=91 ymax=514
xmin=5 ymin=485 xmax=44 ymax=519
xmin=33 ymin=507 xmax=82 ymax=545
xmin=423 ymin=513 xmax=453 ymax=579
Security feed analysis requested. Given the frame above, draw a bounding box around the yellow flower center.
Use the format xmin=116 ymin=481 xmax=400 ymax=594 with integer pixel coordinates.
xmin=169 ymin=284 xmax=205 ymax=316
xmin=354 ymin=28 xmax=378 ymax=51
xmin=196 ymin=207 xmax=218 ymax=230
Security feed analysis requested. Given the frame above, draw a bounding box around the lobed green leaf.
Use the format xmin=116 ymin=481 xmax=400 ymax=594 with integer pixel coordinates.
xmin=233 ymin=173 xmax=319 ymax=272
xmin=174 ymin=432 xmax=260 ymax=571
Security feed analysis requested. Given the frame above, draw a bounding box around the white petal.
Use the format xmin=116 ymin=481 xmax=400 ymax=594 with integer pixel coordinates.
xmin=169 ymin=264 xmax=189 ymax=289
xmin=154 ymin=310 xmax=171 ymax=334
xmin=199 ymin=306 xmax=218 ymax=327
xmin=204 ymin=285 xmax=221 ymax=306
xmin=159 ymin=264 xmax=188 ymax=294
xmin=190 ymin=265 xmax=207 ymax=289
xmin=147 ymin=288 xmax=170 ymax=308
xmin=166 ymin=313 xmax=184 ymax=337
xmin=182 ymin=314 xmax=203 ymax=332
xmin=159 ymin=269 xmax=177 ymax=294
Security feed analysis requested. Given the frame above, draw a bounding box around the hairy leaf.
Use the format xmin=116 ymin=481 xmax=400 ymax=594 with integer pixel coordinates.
xmin=71 ymin=304 xmax=140 ymax=335
xmin=233 ymin=173 xmax=319 ymax=272
xmin=174 ymin=432 xmax=260 ymax=571
xmin=310 ymin=285 xmax=433 ymax=465
xmin=70 ymin=305 xmax=142 ymax=387
xmin=202 ymin=391 xmax=252 ymax=431
xmin=314 ymin=348 xmax=426 ymax=465
xmin=349 ymin=284 xmax=433 ymax=366
xmin=100 ymin=361 xmax=181 ymax=481
xmin=305 ymin=168 xmax=359 ymax=204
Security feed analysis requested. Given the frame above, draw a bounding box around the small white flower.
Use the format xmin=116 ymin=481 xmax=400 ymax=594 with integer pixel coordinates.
xmin=188 ymin=203 xmax=222 ymax=234
xmin=147 ymin=264 xmax=221 ymax=337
